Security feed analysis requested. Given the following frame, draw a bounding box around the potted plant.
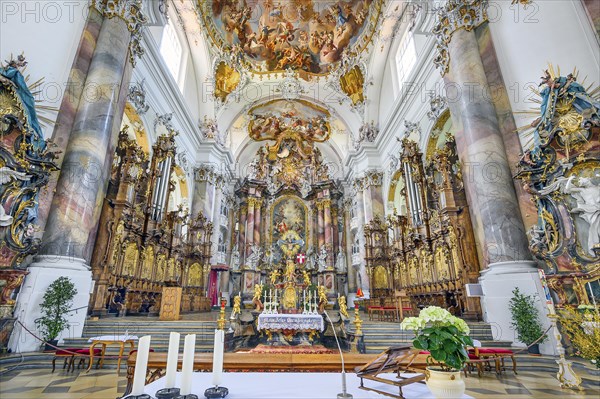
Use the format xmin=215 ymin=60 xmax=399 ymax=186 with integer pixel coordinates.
xmin=35 ymin=277 xmax=77 ymax=351
xmin=508 ymin=288 xmax=547 ymax=354
xmin=401 ymin=306 xmax=472 ymax=398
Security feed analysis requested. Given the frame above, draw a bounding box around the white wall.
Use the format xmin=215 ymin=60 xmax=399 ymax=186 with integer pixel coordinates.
xmin=488 ymin=0 xmax=600 ymax=148
xmin=0 ymin=0 xmax=88 ymax=138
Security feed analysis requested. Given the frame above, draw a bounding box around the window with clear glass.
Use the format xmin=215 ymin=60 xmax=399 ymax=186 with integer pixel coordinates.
xmin=160 ymin=21 xmax=183 ymax=82
xmin=395 ymin=31 xmax=417 ymax=86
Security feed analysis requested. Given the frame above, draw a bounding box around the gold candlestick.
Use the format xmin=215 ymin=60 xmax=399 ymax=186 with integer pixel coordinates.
xmin=217 ymin=299 xmax=226 ymax=330
xmin=353 ymin=304 xmax=363 ymax=336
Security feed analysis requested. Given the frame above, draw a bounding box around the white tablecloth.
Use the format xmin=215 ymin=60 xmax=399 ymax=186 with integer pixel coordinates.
xmin=87 ymin=335 xmax=138 ymax=342
xmin=143 ymin=372 xmax=473 ymax=399
xmin=257 ymin=313 xmax=324 ymax=331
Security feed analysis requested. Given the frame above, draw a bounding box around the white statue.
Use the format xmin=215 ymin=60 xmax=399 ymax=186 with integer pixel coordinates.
xmin=317 ymin=246 xmax=328 ymax=272
xmin=537 ymin=175 xmax=599 ymax=255
xmin=335 ymin=249 xmax=346 ymax=273
xmin=0 ymin=166 xmax=31 ymax=227
xmin=231 ymin=245 xmax=241 ymax=271
xmin=305 ymin=246 xmax=315 ymax=270
xmin=246 ymin=244 xmax=263 ymax=270
xmin=564 ymin=176 xmax=599 ymax=255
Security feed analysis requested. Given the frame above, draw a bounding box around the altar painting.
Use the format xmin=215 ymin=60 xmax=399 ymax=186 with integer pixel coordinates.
xmin=271 ymin=196 xmax=307 ymax=263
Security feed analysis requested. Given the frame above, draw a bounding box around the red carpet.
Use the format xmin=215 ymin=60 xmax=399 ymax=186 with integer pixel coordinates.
xmin=248 ymin=344 xmax=334 ymax=354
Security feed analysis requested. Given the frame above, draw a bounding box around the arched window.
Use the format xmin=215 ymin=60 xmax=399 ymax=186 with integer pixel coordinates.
xmin=395 ymin=31 xmax=417 ymax=87
xmin=160 ymin=21 xmax=183 ymax=83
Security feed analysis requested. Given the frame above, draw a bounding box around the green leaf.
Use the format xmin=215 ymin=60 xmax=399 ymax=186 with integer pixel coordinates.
xmin=444 ymin=340 xmax=457 ymax=353
xmin=430 ymin=349 xmax=447 ymax=362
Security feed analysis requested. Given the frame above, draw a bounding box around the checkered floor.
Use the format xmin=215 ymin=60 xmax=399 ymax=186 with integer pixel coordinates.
xmin=0 ymin=368 xmax=598 ymax=398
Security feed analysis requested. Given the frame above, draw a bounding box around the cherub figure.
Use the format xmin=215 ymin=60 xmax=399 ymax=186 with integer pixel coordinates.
xmin=252 ymin=284 xmax=264 ymax=312
xmin=338 ymin=295 xmax=349 ymax=318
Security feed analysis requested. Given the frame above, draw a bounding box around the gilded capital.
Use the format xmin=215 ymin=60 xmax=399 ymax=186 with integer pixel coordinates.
xmin=432 ymin=0 xmax=489 ymax=76
xmin=91 ymin=0 xmax=148 ymax=66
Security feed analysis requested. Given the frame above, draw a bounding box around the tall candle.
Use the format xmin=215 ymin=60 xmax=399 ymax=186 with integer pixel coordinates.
xmin=131 ymin=335 xmax=151 ymax=395
xmin=164 ymin=332 xmax=180 ymax=388
xmin=212 ymin=329 xmax=225 ymax=387
xmin=180 ymin=334 xmax=196 ymax=395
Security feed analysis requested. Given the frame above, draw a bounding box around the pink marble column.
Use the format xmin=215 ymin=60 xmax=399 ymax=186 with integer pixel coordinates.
xmin=253 ymin=199 xmax=262 ymax=247
xmin=317 ymin=201 xmax=325 ymax=249
xmin=245 ymin=199 xmax=256 ymax=257
xmin=323 ymin=199 xmax=333 ymax=267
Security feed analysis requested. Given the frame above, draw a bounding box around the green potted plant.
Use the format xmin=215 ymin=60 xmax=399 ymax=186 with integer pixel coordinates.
xmin=401 ymin=306 xmax=472 ymax=398
xmin=508 ymin=287 xmax=547 ymax=354
xmin=35 ymin=277 xmax=77 ymax=351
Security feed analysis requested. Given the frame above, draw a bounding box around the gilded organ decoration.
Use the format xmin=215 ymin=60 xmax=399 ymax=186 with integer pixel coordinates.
xmin=516 ymin=65 xmax=599 ymax=308
xmin=200 ymin=0 xmax=383 ymax=75
xmin=89 ymin=128 xmax=213 ymax=317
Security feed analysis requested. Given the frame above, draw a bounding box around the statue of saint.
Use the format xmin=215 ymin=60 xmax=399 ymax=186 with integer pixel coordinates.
xmin=231 ymin=244 xmax=241 ymax=271
xmin=317 ymin=246 xmax=328 ymax=272
xmin=335 ymin=248 xmax=346 ymax=273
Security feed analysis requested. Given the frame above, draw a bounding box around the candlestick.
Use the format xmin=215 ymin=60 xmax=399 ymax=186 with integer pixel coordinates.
xmin=164 ymin=332 xmax=180 ymax=388
xmin=180 ymin=334 xmax=196 ymax=396
xmin=589 ymin=282 xmax=598 ymax=309
xmin=131 ymin=336 xmax=151 ymax=396
xmin=212 ymin=329 xmax=225 ymax=386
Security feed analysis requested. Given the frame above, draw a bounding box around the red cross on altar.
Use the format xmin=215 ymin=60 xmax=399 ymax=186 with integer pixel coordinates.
xmin=296 ymin=253 xmax=306 ymax=264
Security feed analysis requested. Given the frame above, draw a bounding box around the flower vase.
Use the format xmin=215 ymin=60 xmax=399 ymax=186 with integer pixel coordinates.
xmin=425 ymin=368 xmax=465 ymax=398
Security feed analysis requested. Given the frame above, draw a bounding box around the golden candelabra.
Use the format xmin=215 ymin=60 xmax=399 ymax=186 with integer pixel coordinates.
xmin=353 ymin=304 xmax=363 ymax=336
xmin=217 ymin=299 xmax=227 ymax=330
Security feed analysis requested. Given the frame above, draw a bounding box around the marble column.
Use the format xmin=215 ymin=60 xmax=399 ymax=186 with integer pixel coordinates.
xmin=323 ymin=199 xmax=333 ymax=267
xmin=238 ymin=207 xmax=247 ymax=258
xmin=37 ymin=8 xmax=104 ymax=230
xmin=444 ymin=27 xmax=531 ymax=267
xmin=438 ymin=4 xmax=554 ymax=353
xmin=253 ymin=199 xmax=262 ymax=247
xmin=245 ymin=198 xmax=256 ymax=257
xmin=317 ymin=201 xmax=325 ymax=249
xmin=11 ymin=3 xmax=146 ymax=353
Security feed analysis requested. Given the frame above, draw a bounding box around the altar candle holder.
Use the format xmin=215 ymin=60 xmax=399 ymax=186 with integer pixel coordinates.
xmin=156 ymin=332 xmax=181 ymax=399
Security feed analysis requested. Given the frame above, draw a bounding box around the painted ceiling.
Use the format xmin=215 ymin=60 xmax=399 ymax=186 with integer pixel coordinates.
xmin=199 ymin=0 xmax=383 ymax=75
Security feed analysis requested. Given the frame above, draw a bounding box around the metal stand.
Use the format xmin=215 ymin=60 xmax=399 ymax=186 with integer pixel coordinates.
xmin=204 ymin=386 xmax=229 ymax=398
xmin=156 ymin=387 xmax=181 ymax=399
xmin=124 ymin=395 xmax=152 ymax=399
xmin=175 ymin=394 xmax=199 ymax=399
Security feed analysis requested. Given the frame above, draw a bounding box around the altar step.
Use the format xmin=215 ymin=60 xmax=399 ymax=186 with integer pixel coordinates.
xmin=359 ymin=318 xmax=511 ymax=354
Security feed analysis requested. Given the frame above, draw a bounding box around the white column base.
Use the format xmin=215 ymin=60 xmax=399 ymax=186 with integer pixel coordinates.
xmin=9 ymin=256 xmax=93 ymax=353
xmin=347 ymin=293 xmax=357 ymax=308
xmin=479 ymin=260 xmax=557 ymax=355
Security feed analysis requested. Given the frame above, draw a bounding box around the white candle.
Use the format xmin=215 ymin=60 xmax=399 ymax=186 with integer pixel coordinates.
xmin=180 ymin=334 xmax=196 ymax=395
xmin=212 ymin=329 xmax=225 ymax=387
xmin=164 ymin=332 xmax=180 ymax=388
xmin=589 ymin=282 xmax=598 ymax=309
xmin=131 ymin=335 xmax=151 ymax=396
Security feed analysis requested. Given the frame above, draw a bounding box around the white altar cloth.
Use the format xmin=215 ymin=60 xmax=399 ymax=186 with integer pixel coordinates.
xmin=258 ymin=313 xmax=325 ymax=331
xmin=143 ymin=372 xmax=474 ymax=399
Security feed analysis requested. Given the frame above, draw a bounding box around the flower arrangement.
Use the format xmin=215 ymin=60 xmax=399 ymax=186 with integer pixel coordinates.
xmin=401 ymin=306 xmax=473 ymax=371
xmin=558 ymin=306 xmax=600 ymax=368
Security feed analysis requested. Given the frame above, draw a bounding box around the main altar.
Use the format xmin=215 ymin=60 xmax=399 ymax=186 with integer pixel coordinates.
xmin=225 ymin=113 xmax=357 ymax=351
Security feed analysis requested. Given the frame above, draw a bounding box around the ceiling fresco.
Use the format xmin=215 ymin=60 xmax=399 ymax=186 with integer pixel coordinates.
xmin=200 ymin=0 xmax=383 ymax=75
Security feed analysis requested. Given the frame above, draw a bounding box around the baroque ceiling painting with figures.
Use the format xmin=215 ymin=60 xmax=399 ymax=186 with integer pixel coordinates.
xmin=0 ymin=1 xmax=599 ymax=398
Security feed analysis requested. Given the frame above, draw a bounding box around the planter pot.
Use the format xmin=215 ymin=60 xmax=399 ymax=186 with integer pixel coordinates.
xmin=425 ymin=367 xmax=465 ymax=399
xmin=527 ymin=343 xmax=541 ymax=355
xmin=43 ymin=340 xmax=58 ymax=352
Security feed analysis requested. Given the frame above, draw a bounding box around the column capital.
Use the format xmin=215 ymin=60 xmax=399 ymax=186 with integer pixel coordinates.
xmin=90 ymin=0 xmax=148 ymax=66
xmin=432 ymin=0 xmax=489 ymax=75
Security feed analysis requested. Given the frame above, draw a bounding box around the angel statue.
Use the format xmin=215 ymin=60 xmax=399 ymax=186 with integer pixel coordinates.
xmin=0 ymin=166 xmax=32 ymax=226
xmin=317 ymin=246 xmax=328 ymax=272
xmin=318 ymin=285 xmax=328 ymax=313
xmin=232 ymin=294 xmax=242 ymax=317
xmin=252 ymin=284 xmax=263 ymax=312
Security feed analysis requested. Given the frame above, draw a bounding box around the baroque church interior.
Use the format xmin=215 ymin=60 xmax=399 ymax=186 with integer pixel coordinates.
xmin=0 ymin=0 xmax=599 ymax=398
